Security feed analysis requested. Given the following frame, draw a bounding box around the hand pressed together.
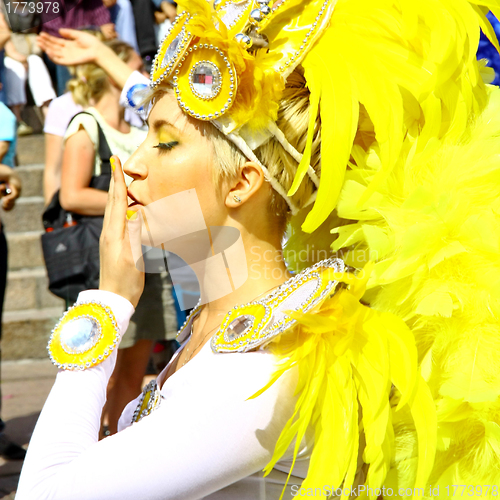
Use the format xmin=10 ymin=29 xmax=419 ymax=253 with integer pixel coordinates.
xmin=99 ymin=156 xmax=145 ymax=308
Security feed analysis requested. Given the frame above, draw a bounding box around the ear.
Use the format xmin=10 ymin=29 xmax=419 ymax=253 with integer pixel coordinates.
xmin=225 ymin=161 xmax=265 ymax=208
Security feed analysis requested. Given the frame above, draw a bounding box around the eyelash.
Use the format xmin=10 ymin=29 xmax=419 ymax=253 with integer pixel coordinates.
xmin=154 ymin=141 xmax=178 ymax=152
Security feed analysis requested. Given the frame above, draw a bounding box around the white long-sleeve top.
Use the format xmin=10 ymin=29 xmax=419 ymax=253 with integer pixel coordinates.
xmin=16 ymin=290 xmax=309 ymax=500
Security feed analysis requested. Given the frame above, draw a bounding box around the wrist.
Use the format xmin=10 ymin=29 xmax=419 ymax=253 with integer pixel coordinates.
xmin=78 ymin=289 xmax=135 ymax=332
xmin=94 ymin=43 xmax=114 ymax=67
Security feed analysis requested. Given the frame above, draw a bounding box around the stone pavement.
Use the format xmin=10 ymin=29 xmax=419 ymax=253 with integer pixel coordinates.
xmin=0 ymin=359 xmax=57 ymax=499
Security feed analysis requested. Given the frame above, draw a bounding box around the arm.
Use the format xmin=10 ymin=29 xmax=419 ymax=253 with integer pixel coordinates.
xmin=0 ymin=141 xmax=21 ymax=210
xmin=0 ymin=140 xmax=8 ymax=160
xmin=4 ymin=39 xmax=27 ymax=64
xmin=0 ymin=12 xmax=11 ymax=50
xmin=38 ymin=29 xmax=132 ymax=89
xmin=43 ymin=133 xmax=64 ymax=205
xmin=100 ymin=23 xmax=117 ymax=40
xmin=59 ymin=129 xmax=107 ymax=215
xmin=17 ymin=310 xmax=296 ymax=500
xmin=160 ymin=1 xmax=177 ymax=22
xmin=0 ymin=163 xmax=22 ymax=211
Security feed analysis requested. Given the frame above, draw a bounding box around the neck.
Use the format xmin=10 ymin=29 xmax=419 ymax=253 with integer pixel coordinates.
xmin=173 ymin=228 xmax=290 ymax=328
xmin=207 ymin=237 xmax=288 ymax=313
xmin=94 ymin=90 xmax=127 ymax=132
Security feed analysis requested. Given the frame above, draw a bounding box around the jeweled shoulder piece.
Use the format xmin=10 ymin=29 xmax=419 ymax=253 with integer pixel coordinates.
xmin=47 ymin=301 xmax=120 ymax=370
xmin=211 ymin=257 xmax=344 ymax=353
xmin=131 ymin=380 xmax=162 ymax=424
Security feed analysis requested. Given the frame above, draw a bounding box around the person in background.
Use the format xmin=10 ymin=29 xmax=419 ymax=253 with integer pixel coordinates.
xmin=0 ymin=8 xmax=10 ymax=105
xmin=105 ymin=0 xmax=140 ymax=54
xmin=42 ymin=30 xmax=145 ymax=206
xmin=152 ymin=0 xmax=176 ymax=46
xmin=129 ymin=0 xmax=157 ymax=71
xmin=3 ymin=34 xmax=56 ymax=134
xmin=40 ymin=0 xmax=116 ymax=95
xmin=0 ymin=101 xmax=23 ymax=460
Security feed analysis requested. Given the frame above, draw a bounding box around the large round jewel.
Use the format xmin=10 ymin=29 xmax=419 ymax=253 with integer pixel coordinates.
xmin=174 ymin=45 xmax=237 ymax=120
xmin=190 ymin=61 xmax=222 ymax=100
xmin=60 ymin=317 xmax=101 ymax=354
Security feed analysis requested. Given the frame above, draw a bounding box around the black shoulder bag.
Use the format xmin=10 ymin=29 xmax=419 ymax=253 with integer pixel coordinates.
xmin=41 ymin=112 xmax=112 ymax=303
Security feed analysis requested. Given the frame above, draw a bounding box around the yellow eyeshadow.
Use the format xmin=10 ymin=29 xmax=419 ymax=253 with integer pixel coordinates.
xmin=158 ymin=127 xmax=175 ymax=143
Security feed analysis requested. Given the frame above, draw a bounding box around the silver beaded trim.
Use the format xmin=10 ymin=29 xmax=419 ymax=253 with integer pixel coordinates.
xmin=174 ymin=44 xmax=236 ymax=121
xmin=176 ymin=299 xmax=202 ymax=342
xmin=131 ymin=379 xmax=162 ymax=424
xmin=211 ymin=257 xmax=345 ymax=353
xmin=276 ymin=0 xmax=330 ymax=73
xmin=150 ymin=11 xmax=192 ymax=88
xmin=189 ymin=60 xmax=222 ymax=100
xmin=47 ymin=300 xmax=120 ymax=371
xmin=271 ymin=0 xmax=287 ymax=14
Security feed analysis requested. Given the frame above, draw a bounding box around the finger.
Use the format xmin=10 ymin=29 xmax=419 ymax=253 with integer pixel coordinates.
xmin=39 ymin=37 xmax=65 ymax=62
xmin=59 ymin=28 xmax=80 ymax=40
xmin=102 ymin=164 xmax=115 ymax=234
xmin=40 ymin=32 xmax=66 ymax=49
xmin=2 ymin=196 xmax=14 ymax=211
xmin=108 ymin=156 xmax=128 ymax=235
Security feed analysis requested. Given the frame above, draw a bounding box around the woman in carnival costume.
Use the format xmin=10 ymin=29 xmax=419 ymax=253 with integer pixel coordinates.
xmin=18 ymin=0 xmax=500 ymax=498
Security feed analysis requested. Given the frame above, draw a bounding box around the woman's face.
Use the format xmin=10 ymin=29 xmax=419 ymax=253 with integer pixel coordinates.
xmin=124 ymin=92 xmax=224 ymax=224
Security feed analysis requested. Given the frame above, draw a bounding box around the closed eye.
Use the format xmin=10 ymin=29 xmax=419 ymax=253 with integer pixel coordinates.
xmin=154 ymin=141 xmax=178 ymax=151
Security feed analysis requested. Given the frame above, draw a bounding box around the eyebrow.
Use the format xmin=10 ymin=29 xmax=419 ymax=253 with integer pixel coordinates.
xmin=147 ymin=119 xmax=180 ymax=133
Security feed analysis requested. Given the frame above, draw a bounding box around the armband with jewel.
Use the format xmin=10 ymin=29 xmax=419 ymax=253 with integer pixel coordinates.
xmin=47 ymin=301 xmax=120 ymax=370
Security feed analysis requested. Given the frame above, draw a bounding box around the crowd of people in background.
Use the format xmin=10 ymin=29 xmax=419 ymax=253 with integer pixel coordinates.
xmin=0 ymin=0 xmax=183 ymax=460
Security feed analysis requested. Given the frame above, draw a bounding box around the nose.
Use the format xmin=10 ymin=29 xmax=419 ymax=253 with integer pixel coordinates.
xmin=123 ymin=141 xmax=149 ymax=181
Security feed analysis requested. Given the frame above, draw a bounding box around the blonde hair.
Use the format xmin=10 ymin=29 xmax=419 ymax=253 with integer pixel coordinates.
xmin=68 ymin=39 xmax=135 ymax=107
xmin=149 ymin=67 xmax=320 ymax=231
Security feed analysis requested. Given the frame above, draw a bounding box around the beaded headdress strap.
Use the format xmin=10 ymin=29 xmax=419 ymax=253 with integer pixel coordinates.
xmin=149 ymin=0 xmax=335 ymax=214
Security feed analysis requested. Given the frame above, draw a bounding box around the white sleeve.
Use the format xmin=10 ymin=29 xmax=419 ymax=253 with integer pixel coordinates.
xmin=16 ymin=297 xmax=298 ymax=500
xmin=119 ymin=70 xmax=150 ymax=121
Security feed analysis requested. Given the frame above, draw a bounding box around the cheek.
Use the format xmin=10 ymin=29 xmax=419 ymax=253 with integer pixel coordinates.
xmin=147 ymin=149 xmax=214 ymax=201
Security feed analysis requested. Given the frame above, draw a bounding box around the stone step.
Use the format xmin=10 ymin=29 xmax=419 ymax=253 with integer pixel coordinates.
xmin=4 ymin=267 xmax=65 ymax=312
xmin=16 ymin=134 xmax=45 ymax=167
xmin=16 ymin=163 xmax=44 ymax=199
xmin=1 ymin=196 xmax=44 ymax=232
xmin=6 ymin=231 xmax=45 ymax=270
xmin=2 ymin=307 xmax=63 ymax=360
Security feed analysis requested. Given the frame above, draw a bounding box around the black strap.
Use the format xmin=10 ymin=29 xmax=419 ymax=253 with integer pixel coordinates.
xmin=67 ymin=111 xmax=113 ymax=175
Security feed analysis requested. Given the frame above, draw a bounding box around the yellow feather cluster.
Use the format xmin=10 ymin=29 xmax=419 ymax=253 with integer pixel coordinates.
xmin=252 ymin=265 xmax=436 ymax=499
xmin=285 ymin=0 xmax=500 ymax=493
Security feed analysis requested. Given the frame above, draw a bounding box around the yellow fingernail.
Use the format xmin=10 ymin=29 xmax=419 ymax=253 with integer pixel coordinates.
xmin=110 ymin=157 xmax=115 ymax=172
xmin=126 ymin=210 xmax=138 ymax=220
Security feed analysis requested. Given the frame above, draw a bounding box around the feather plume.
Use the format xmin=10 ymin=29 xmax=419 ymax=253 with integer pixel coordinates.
xmin=285 ymin=0 xmax=500 ymax=493
xmin=252 ymin=266 xmax=436 ymax=498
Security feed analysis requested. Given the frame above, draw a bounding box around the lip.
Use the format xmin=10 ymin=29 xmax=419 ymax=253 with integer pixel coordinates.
xmin=127 ymin=190 xmax=143 ymax=209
